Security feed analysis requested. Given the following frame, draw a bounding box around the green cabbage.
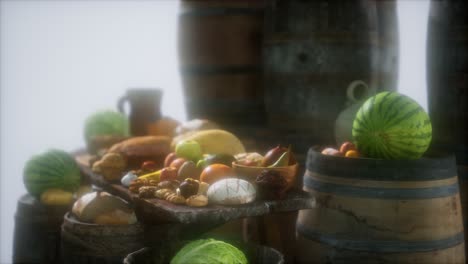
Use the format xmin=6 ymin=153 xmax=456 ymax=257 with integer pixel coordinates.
xmin=23 ymin=149 xmax=81 ymax=198
xmin=84 ymin=110 xmax=129 ymax=142
xmin=170 ymin=239 xmax=248 ymax=264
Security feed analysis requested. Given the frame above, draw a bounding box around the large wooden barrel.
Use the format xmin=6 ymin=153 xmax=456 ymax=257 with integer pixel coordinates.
xmin=427 ymin=0 xmax=468 ymax=152
xmin=60 ymin=213 xmax=144 ymax=264
xmin=296 ymin=148 xmax=465 ymax=263
xmin=13 ymin=194 xmax=70 ymax=264
xmin=459 ymin=164 xmax=468 ymax=249
xmin=263 ymin=0 xmax=398 ymax=145
xmin=427 ymin=1 xmax=468 ymax=256
xmin=178 ymin=0 xmax=266 ymax=129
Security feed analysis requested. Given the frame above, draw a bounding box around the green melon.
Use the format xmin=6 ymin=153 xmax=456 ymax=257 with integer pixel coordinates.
xmin=352 ymin=91 xmax=432 ymax=159
xmin=23 ymin=149 xmax=81 ymax=198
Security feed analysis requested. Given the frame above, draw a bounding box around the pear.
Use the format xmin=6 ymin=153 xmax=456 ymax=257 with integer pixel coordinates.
xmin=261 ymin=145 xmax=284 ymax=167
xmin=268 ymin=147 xmax=291 ymax=167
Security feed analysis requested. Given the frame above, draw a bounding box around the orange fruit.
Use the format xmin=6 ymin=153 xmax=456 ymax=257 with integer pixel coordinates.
xmin=345 ymin=150 xmax=360 ymax=158
xmin=200 ymin=164 xmax=233 ymax=184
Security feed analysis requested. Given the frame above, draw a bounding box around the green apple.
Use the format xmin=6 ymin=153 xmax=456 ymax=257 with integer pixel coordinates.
xmin=175 ymin=140 xmax=203 ymax=162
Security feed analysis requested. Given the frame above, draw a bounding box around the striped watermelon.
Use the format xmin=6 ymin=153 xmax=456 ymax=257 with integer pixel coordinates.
xmin=352 ymin=91 xmax=432 ymax=159
xmin=23 ymin=149 xmax=81 ymax=198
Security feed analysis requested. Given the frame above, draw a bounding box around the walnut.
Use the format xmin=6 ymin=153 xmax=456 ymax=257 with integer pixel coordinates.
xmin=157 ymin=180 xmax=180 ymax=190
xmin=129 ymin=178 xmax=158 ymax=193
xmin=138 ymin=186 xmax=158 ymax=198
xmin=155 ymin=188 xmax=174 ymax=199
xmin=166 ymin=193 xmax=186 ymax=204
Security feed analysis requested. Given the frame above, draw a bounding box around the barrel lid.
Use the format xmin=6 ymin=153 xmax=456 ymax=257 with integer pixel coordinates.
xmin=306 ymin=147 xmax=458 ymax=181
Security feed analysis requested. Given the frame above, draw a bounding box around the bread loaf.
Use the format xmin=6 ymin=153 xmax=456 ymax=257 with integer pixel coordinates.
xmin=72 ymin=191 xmax=133 ymax=223
xmin=94 ymin=209 xmax=137 ymax=225
xmin=207 ymin=178 xmax=256 ymax=205
xmin=108 ymin=136 xmax=171 ymax=169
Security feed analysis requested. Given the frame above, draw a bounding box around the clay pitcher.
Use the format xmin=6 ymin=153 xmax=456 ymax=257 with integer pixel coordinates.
xmin=118 ymin=89 xmax=163 ymax=136
xmin=334 ymin=80 xmax=373 ymax=145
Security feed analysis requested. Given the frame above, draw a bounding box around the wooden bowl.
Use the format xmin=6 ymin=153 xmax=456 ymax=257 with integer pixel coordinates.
xmin=232 ymin=162 xmax=299 ymax=191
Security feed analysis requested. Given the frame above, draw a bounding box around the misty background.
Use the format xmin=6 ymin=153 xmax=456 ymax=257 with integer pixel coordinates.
xmin=0 ymin=0 xmax=428 ymax=262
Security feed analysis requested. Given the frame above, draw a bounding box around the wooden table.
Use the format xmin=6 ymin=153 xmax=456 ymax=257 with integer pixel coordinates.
xmin=75 ymin=151 xmax=314 ymax=260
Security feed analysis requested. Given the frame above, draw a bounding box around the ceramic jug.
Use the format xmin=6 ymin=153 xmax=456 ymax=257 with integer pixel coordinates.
xmin=334 ymin=80 xmax=372 ymax=145
xmin=118 ymin=89 xmax=162 ymax=136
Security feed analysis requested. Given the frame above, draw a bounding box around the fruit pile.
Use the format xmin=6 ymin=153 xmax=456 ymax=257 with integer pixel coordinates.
xmin=321 ymin=142 xmax=360 ymax=158
xmin=120 ymin=141 xmax=298 ymax=206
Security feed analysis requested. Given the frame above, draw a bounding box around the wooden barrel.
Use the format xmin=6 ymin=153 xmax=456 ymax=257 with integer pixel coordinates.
xmin=60 ymin=212 xmax=144 ymax=264
xmin=13 ymin=194 xmax=70 ymax=264
xmin=263 ymin=0 xmax=398 ymax=145
xmin=296 ymin=148 xmax=465 ymax=263
xmin=427 ymin=2 xmax=468 ymax=256
xmin=459 ymin=164 xmax=468 ymax=253
xmin=178 ymin=0 xmax=266 ymax=129
xmin=427 ymin=0 xmax=468 ymax=153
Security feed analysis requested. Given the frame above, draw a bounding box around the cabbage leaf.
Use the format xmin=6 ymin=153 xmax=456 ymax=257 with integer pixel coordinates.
xmin=170 ymin=239 xmax=248 ymax=264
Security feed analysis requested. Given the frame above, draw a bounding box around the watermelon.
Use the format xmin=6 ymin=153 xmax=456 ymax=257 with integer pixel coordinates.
xmin=84 ymin=110 xmax=129 ymax=142
xmin=23 ymin=149 xmax=81 ymax=198
xmin=352 ymin=91 xmax=432 ymax=159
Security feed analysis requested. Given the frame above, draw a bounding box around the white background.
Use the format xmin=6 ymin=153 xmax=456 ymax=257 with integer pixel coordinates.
xmin=0 ymin=0 xmax=429 ymax=262
xmin=0 ymin=1 xmax=184 ymax=262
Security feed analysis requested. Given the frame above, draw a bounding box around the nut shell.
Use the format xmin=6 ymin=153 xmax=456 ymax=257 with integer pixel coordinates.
xmin=155 ymin=188 xmax=174 ymax=199
xmin=157 ymin=180 xmax=180 ymax=190
xmin=166 ymin=193 xmax=186 ymax=204
xmin=138 ymin=186 xmax=158 ymax=198
xmin=129 ymin=178 xmax=158 ymax=193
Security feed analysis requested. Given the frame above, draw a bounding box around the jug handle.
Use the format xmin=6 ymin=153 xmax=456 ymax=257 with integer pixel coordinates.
xmin=117 ymin=94 xmax=129 ymax=114
xmin=347 ymin=80 xmax=370 ymax=103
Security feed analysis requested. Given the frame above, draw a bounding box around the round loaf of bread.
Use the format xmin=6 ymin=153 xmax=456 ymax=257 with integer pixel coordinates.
xmin=207 ymin=178 xmax=256 ymax=205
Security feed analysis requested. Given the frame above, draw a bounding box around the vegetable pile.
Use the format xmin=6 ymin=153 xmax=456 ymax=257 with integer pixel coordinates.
xmin=84 ymin=110 xmax=129 ymax=142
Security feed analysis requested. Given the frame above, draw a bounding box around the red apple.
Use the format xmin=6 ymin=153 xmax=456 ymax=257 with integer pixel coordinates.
xmin=141 ymin=161 xmax=157 ymax=172
xmin=169 ymin=158 xmax=187 ymax=171
xmin=160 ymin=167 xmax=178 ymax=182
xmin=339 ymin=142 xmax=357 ymax=155
xmin=164 ymin=152 xmax=178 ymax=167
